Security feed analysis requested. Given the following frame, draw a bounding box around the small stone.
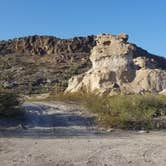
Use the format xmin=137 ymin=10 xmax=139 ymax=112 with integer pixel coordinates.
xmin=106 ymin=128 xmax=115 ymax=132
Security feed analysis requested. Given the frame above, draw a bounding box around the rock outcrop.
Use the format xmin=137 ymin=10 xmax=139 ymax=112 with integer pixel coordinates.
xmin=0 ymin=35 xmax=95 ymax=56
xmin=66 ymin=34 xmax=166 ymax=95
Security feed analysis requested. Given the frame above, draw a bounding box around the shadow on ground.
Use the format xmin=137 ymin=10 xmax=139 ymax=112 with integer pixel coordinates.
xmin=0 ymin=102 xmax=110 ymax=139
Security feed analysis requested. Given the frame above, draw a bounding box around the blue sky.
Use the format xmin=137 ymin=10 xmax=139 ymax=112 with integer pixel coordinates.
xmin=0 ymin=0 xmax=165 ymax=56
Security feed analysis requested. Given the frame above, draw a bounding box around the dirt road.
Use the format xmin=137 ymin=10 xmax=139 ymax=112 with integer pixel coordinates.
xmin=0 ymin=101 xmax=166 ymax=166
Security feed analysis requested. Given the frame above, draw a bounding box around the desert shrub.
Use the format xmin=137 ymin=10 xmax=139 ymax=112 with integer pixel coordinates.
xmin=0 ymin=89 xmax=23 ymax=117
xmin=96 ymin=95 xmax=162 ymax=129
xmin=87 ymin=95 xmax=166 ymax=129
xmin=53 ymin=92 xmax=166 ymax=129
xmin=68 ymin=60 xmax=91 ymax=76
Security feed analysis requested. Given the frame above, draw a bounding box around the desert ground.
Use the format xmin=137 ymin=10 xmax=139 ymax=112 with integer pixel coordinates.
xmin=0 ymin=101 xmax=166 ymax=166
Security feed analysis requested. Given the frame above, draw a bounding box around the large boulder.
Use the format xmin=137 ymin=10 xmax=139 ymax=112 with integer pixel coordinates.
xmin=65 ymin=34 xmax=166 ymax=95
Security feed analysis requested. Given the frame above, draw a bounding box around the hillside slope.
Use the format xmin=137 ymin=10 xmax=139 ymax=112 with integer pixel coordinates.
xmin=0 ymin=35 xmax=96 ymax=94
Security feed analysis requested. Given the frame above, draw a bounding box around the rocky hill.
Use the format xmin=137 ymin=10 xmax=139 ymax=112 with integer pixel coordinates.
xmin=66 ymin=34 xmax=166 ymax=95
xmin=0 ymin=34 xmax=165 ymax=94
xmin=0 ymin=35 xmax=96 ymax=94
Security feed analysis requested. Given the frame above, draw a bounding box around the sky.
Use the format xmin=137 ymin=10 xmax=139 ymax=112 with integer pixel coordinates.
xmin=0 ymin=0 xmax=165 ymax=56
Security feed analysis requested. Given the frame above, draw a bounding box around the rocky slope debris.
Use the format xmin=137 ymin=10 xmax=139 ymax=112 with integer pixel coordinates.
xmin=66 ymin=33 xmax=166 ymax=95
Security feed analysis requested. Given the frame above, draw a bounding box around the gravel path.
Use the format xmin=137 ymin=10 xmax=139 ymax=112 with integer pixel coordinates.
xmin=0 ymin=101 xmax=166 ymax=166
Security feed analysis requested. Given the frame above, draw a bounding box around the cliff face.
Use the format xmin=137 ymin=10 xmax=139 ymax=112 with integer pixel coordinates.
xmin=66 ymin=34 xmax=166 ymax=95
xmin=0 ymin=34 xmax=165 ymax=94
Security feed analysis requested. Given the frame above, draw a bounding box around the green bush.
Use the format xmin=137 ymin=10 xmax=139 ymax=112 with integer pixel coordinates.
xmin=53 ymin=92 xmax=166 ymax=129
xmin=0 ymin=90 xmax=23 ymax=117
xmin=88 ymin=95 xmax=166 ymax=129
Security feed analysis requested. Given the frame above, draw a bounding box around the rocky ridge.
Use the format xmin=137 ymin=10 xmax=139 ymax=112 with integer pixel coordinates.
xmin=0 ymin=35 xmax=96 ymax=93
xmin=66 ymin=34 xmax=166 ymax=95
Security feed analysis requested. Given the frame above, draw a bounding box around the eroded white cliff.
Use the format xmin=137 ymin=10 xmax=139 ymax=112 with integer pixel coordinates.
xmin=65 ymin=34 xmax=166 ymax=95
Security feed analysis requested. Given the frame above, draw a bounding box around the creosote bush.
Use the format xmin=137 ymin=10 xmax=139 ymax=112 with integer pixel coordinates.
xmin=0 ymin=89 xmax=23 ymax=117
xmin=53 ymin=92 xmax=166 ymax=129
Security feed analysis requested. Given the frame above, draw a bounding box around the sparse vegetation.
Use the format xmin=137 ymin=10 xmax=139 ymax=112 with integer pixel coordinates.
xmin=52 ymin=92 xmax=166 ymax=130
xmin=0 ymin=89 xmax=23 ymax=117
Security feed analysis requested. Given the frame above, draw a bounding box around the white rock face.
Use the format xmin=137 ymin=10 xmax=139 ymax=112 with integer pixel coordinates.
xmin=159 ymin=89 xmax=166 ymax=95
xmin=123 ymin=69 xmax=166 ymax=94
xmin=65 ymin=34 xmax=166 ymax=95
